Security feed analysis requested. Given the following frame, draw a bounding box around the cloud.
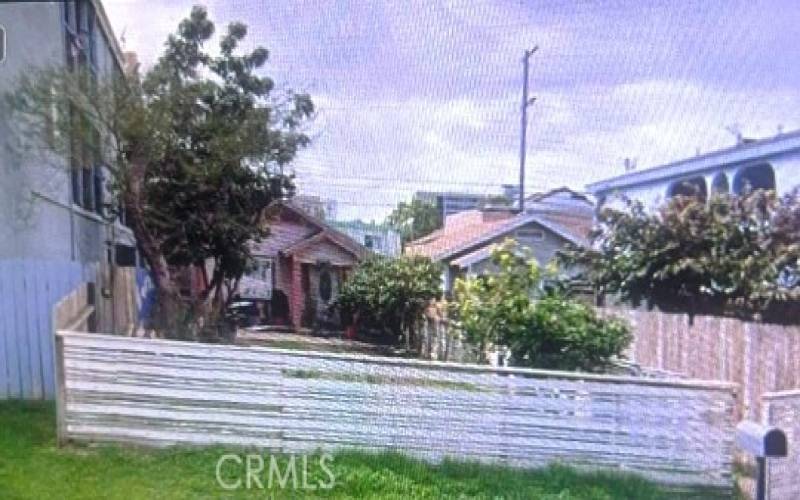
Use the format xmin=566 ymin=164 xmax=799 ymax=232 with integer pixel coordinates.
xmin=101 ymin=0 xmax=800 ymax=221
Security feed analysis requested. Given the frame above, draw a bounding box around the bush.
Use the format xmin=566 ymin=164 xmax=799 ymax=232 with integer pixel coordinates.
xmin=559 ymin=190 xmax=800 ymax=321
xmin=336 ymin=256 xmax=441 ymax=350
xmin=453 ymin=240 xmax=631 ymax=371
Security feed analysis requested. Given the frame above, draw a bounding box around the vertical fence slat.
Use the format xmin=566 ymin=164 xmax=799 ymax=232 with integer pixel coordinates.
xmin=23 ymin=261 xmax=44 ymax=399
xmin=0 ymin=262 xmax=9 ymax=398
xmin=12 ymin=262 xmax=32 ymax=398
xmin=39 ymin=262 xmax=56 ymax=399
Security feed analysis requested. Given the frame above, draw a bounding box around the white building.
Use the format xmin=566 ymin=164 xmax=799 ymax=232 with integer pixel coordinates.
xmin=587 ymin=131 xmax=800 ymax=210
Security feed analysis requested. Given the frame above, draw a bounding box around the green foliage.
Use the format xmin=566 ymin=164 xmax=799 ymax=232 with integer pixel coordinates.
xmin=5 ymin=6 xmax=314 ymax=334
xmin=559 ymin=191 xmax=800 ymax=320
xmin=387 ymin=199 xmax=442 ymax=243
xmin=336 ymin=256 xmax=441 ymax=349
xmin=453 ymin=240 xmax=631 ymax=371
xmin=0 ymin=401 xmax=677 ymax=499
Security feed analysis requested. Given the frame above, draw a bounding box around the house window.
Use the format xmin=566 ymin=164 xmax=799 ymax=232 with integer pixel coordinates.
xmin=364 ymin=235 xmax=374 ymax=249
xmin=667 ymin=176 xmax=707 ymax=201
xmin=240 ymin=257 xmax=274 ymax=299
xmin=733 ymin=164 xmax=775 ymax=194
xmin=64 ymin=0 xmax=104 ymax=214
xmin=0 ymin=25 xmax=6 ymax=64
xmin=516 ymin=229 xmax=545 ymax=241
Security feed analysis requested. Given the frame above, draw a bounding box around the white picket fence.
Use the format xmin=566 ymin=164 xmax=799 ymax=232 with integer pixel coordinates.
xmin=55 ymin=331 xmax=737 ymax=494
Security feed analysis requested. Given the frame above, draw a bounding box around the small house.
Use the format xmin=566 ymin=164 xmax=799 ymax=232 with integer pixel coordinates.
xmin=242 ymin=201 xmax=369 ymax=329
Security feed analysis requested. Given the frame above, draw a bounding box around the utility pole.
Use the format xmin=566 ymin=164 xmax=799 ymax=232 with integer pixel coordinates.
xmin=519 ymin=46 xmax=537 ymax=213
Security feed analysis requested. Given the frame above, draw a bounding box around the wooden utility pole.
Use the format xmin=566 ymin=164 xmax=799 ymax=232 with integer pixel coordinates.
xmin=519 ymin=46 xmax=537 ymax=213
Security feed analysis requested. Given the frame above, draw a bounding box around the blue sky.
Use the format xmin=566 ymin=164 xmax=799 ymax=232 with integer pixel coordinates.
xmin=104 ymin=0 xmax=800 ymax=220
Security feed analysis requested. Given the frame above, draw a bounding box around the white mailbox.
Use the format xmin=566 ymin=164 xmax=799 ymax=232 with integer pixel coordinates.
xmin=736 ymin=421 xmax=788 ymax=458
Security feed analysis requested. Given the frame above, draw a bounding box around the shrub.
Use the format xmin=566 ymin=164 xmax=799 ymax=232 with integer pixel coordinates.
xmin=559 ymin=190 xmax=800 ymax=321
xmin=336 ymin=256 xmax=441 ymax=350
xmin=453 ymin=240 xmax=631 ymax=371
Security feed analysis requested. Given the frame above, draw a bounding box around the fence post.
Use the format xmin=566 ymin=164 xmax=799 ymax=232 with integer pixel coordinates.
xmin=53 ymin=332 xmax=67 ymax=446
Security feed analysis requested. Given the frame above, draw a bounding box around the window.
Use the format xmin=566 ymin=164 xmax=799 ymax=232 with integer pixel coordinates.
xmin=364 ymin=234 xmax=374 ymax=249
xmin=733 ymin=164 xmax=775 ymax=194
xmin=667 ymin=176 xmax=707 ymax=200
xmin=240 ymin=257 xmax=274 ymax=299
xmin=0 ymin=25 xmax=6 ymax=64
xmin=516 ymin=229 xmax=545 ymax=241
xmin=64 ymin=0 xmax=104 ymax=214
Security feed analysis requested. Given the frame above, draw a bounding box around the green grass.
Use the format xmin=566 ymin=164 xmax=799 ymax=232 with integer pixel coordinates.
xmin=0 ymin=401 xmax=680 ymax=499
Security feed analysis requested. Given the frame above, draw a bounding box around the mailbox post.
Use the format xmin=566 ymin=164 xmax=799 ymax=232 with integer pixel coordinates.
xmin=736 ymin=421 xmax=788 ymax=500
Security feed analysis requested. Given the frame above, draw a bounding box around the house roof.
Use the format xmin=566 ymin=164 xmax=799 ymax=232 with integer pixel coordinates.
xmin=586 ymin=129 xmax=800 ymax=195
xmin=261 ymin=200 xmax=369 ymax=260
xmin=405 ymin=207 xmax=591 ymax=263
xmin=404 ymin=209 xmax=515 ymax=260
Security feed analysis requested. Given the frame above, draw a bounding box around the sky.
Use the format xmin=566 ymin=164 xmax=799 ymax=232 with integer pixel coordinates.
xmin=103 ymin=0 xmax=800 ymax=221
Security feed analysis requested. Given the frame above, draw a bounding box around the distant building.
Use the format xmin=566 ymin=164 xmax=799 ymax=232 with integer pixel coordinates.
xmin=587 ymin=131 xmax=800 ymax=210
xmin=406 ymin=188 xmax=593 ymax=293
xmin=414 ymin=191 xmax=493 ymax=218
xmin=330 ymin=220 xmax=402 ymax=257
xmin=290 ymin=195 xmax=338 ymax=220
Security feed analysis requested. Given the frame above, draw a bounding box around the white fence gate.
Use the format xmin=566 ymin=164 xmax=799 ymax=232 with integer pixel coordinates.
xmin=56 ymin=331 xmax=737 ymax=494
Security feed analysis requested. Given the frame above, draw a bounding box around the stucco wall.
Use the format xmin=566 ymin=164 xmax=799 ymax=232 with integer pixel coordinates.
xmin=0 ymin=2 xmax=134 ymax=263
xmin=596 ymin=149 xmax=800 ymax=212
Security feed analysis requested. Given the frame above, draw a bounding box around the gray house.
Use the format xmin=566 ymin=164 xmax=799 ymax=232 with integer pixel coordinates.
xmin=406 ymin=188 xmax=593 ymax=293
xmin=587 ymin=131 xmax=800 ymax=210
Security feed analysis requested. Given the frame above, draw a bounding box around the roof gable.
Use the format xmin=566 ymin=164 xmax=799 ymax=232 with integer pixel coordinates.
xmin=257 ymin=201 xmax=369 ymax=260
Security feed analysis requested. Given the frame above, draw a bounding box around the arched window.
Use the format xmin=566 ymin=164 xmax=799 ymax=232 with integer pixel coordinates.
xmin=667 ymin=176 xmax=707 ymax=201
xmin=711 ymin=173 xmax=729 ymax=196
xmin=733 ymin=164 xmax=775 ymax=194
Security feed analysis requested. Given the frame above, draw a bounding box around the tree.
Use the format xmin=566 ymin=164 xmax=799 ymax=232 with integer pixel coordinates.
xmin=559 ymin=191 xmax=800 ymax=321
xmin=336 ymin=256 xmax=441 ymax=351
xmin=387 ymin=199 xmax=442 ymax=244
xmin=453 ymin=240 xmax=631 ymax=371
xmin=5 ymin=6 xmax=313 ymax=337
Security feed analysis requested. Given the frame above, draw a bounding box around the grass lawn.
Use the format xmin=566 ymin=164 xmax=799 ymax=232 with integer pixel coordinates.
xmin=0 ymin=401 xmax=680 ymax=499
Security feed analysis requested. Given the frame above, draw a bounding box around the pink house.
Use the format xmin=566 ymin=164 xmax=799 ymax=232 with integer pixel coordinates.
xmin=246 ymin=201 xmax=369 ymax=329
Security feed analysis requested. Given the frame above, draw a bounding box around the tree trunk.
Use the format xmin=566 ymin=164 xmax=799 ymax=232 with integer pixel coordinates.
xmin=123 ymin=158 xmax=186 ymax=338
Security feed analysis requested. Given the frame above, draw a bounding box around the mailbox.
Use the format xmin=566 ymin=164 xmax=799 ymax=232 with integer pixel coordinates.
xmin=736 ymin=421 xmax=788 ymax=500
xmin=736 ymin=421 xmax=788 ymax=458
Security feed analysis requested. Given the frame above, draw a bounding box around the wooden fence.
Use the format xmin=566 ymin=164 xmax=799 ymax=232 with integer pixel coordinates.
xmin=611 ymin=308 xmax=800 ymax=422
xmin=55 ymin=331 xmax=737 ymax=494
xmin=761 ymin=389 xmax=800 ymax=499
xmin=0 ymin=259 xmax=92 ymax=399
xmin=0 ymin=258 xmax=141 ymax=400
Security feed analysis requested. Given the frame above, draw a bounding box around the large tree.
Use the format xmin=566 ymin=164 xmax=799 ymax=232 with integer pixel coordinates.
xmin=6 ymin=6 xmax=313 ymax=337
xmin=387 ymin=199 xmax=442 ymax=244
xmin=559 ymin=191 xmax=800 ymax=321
